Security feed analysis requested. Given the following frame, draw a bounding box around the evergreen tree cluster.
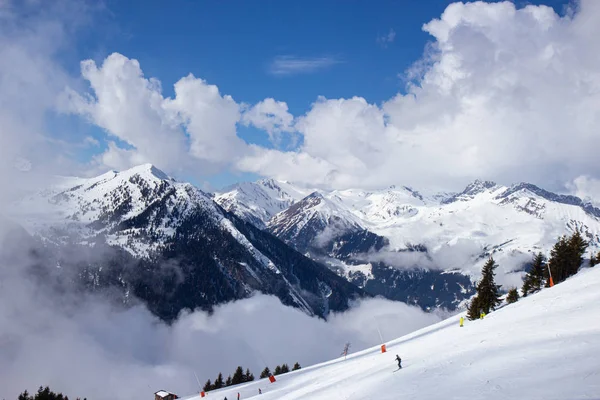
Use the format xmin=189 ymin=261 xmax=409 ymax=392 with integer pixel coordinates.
xmin=546 ymin=231 xmax=588 ymax=285
xmin=203 ymin=367 xmax=254 ymax=392
xmin=522 ymin=252 xmax=546 ymax=296
xmin=203 ymin=362 xmax=301 ymax=391
xmin=17 ymin=386 xmax=86 ymax=400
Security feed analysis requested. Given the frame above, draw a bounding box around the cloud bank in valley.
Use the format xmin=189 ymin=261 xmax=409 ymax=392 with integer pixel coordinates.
xmin=0 ymin=223 xmax=440 ymax=400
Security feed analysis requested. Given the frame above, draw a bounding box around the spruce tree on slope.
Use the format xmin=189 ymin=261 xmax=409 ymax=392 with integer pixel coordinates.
xmin=522 ymin=252 xmax=546 ymax=296
xmin=274 ymin=365 xmax=282 ymax=376
xmin=214 ymin=373 xmax=224 ymax=389
xmin=281 ymin=363 xmax=290 ymax=373
xmin=591 ymin=251 xmax=600 ymax=267
xmin=548 ymin=235 xmax=570 ymax=285
xmin=548 ymin=231 xmax=588 ymax=285
xmin=466 ymin=295 xmax=482 ymax=321
xmin=232 ymin=366 xmax=245 ymax=384
xmin=567 ymin=230 xmax=588 ymax=276
xmin=245 ymin=368 xmax=254 ymax=382
xmin=476 ymin=257 xmax=502 ymax=314
xmin=506 ymin=288 xmax=519 ymax=304
xmin=260 ymin=367 xmax=271 ymax=379
xmin=292 ymin=362 xmax=301 ymax=371
xmin=203 ymin=379 xmax=213 ymax=392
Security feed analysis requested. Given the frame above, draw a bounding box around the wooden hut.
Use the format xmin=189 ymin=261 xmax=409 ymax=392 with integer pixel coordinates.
xmin=154 ymin=390 xmax=178 ymax=400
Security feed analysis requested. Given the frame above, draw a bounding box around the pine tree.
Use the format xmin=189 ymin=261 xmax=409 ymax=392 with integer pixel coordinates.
xmin=466 ymin=295 xmax=482 ymax=321
xmin=225 ymin=375 xmax=232 ymax=386
xmin=292 ymin=362 xmax=301 ymax=371
xmin=17 ymin=386 xmax=73 ymax=400
xmin=214 ymin=373 xmax=225 ymax=389
xmin=522 ymin=252 xmax=545 ymax=296
xmin=203 ymin=379 xmax=213 ymax=392
xmin=475 ymin=257 xmax=502 ymax=314
xmin=567 ymin=230 xmax=588 ymax=276
xmin=548 ymin=235 xmax=569 ymax=285
xmin=591 ymin=251 xmax=600 ymax=267
xmin=232 ymin=366 xmax=245 ymax=384
xmin=548 ymin=231 xmax=588 ymax=285
xmin=506 ymin=287 xmax=519 ymax=304
xmin=260 ymin=367 xmax=271 ymax=379
xmin=521 ymin=278 xmax=531 ymax=297
xmin=273 ymin=365 xmax=282 ymax=376
xmin=18 ymin=390 xmax=30 ymax=400
xmin=281 ymin=363 xmax=290 ymax=373
xmin=245 ymin=368 xmax=254 ymax=382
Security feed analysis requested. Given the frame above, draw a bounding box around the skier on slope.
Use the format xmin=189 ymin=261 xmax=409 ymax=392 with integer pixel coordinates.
xmin=395 ymin=354 xmax=402 ymax=369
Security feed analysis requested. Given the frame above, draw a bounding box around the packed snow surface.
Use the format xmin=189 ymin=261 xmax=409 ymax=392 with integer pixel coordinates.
xmin=181 ymin=266 xmax=600 ymax=400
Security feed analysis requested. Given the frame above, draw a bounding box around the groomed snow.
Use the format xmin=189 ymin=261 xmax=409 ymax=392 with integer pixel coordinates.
xmin=181 ymin=266 xmax=600 ymax=400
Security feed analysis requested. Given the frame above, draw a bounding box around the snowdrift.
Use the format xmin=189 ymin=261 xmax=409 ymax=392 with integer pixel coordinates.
xmin=182 ymin=266 xmax=600 ymax=400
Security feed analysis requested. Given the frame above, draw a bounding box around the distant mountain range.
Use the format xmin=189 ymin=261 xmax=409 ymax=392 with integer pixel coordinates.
xmin=6 ymin=164 xmax=600 ymax=320
xmin=215 ymin=176 xmax=600 ymax=310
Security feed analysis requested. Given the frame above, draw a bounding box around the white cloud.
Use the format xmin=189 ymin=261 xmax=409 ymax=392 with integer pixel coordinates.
xmin=377 ymin=28 xmax=396 ymax=47
xmin=239 ymin=0 xmax=600 ymax=193
xmin=567 ymin=175 xmax=600 ymax=206
xmin=241 ymin=98 xmax=295 ymax=145
xmin=269 ymin=55 xmax=342 ymax=76
xmin=0 ymin=230 xmax=439 ymax=400
xmin=0 ymin=0 xmax=94 ymax=205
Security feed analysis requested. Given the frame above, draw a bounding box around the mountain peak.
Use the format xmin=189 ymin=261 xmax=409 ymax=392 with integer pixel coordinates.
xmin=122 ymin=163 xmax=171 ymax=181
xmin=441 ymin=179 xmax=498 ymax=204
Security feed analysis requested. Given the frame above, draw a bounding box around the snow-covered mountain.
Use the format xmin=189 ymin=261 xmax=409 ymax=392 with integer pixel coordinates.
xmin=6 ymin=164 xmax=366 ymax=322
xmin=214 ymin=179 xmax=311 ymax=229
xmin=178 ymin=265 xmax=600 ymax=400
xmin=216 ymin=178 xmax=600 ymax=310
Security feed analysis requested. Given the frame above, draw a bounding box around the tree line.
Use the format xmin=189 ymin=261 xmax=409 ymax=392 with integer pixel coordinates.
xmin=16 ymin=386 xmax=86 ymax=400
xmin=467 ymin=230 xmax=598 ymax=320
xmin=203 ymin=362 xmax=301 ymax=392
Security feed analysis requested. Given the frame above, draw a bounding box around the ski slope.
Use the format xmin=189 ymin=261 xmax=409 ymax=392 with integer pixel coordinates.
xmin=182 ymin=266 xmax=600 ymax=400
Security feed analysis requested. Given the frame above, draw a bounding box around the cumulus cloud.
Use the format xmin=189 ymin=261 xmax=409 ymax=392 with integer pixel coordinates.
xmin=239 ymin=1 xmax=600 ymax=193
xmin=241 ymin=98 xmax=295 ymax=146
xmin=61 ymin=53 xmax=247 ymax=175
xmin=268 ymin=55 xmax=342 ymax=76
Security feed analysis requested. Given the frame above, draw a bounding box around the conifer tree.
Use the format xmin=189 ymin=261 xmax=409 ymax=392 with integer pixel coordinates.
xmin=475 ymin=257 xmax=502 ymax=314
xmin=548 ymin=231 xmax=588 ymax=285
xmin=281 ymin=363 xmax=290 ymax=373
xmin=567 ymin=230 xmax=588 ymax=276
xmin=506 ymin=287 xmax=519 ymax=304
xmin=466 ymin=295 xmax=482 ymax=321
xmin=17 ymin=386 xmax=77 ymax=400
xmin=548 ymin=235 xmax=569 ymax=285
xmin=260 ymin=367 xmax=271 ymax=379
xmin=522 ymin=252 xmax=546 ymax=296
xmin=292 ymin=362 xmax=301 ymax=371
xmin=591 ymin=251 xmax=600 ymax=267
xmin=214 ymin=372 xmax=225 ymax=389
xmin=232 ymin=366 xmax=245 ymax=384
xmin=273 ymin=365 xmax=282 ymax=375
xmin=203 ymin=379 xmax=213 ymax=392
xmin=245 ymin=368 xmax=254 ymax=382
xmin=225 ymin=376 xmax=232 ymax=387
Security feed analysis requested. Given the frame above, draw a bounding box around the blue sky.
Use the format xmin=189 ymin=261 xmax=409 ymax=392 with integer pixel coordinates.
xmin=34 ymin=0 xmax=589 ymax=192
